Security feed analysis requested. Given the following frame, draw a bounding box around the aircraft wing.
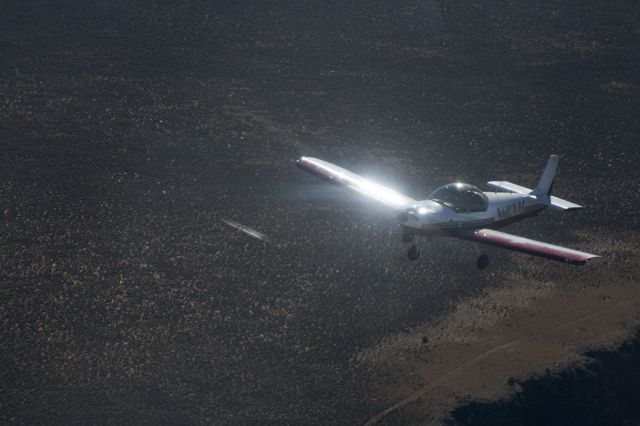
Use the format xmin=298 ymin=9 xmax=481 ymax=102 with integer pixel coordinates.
xmin=296 ymin=156 xmax=416 ymax=207
xmin=460 ymin=228 xmax=600 ymax=265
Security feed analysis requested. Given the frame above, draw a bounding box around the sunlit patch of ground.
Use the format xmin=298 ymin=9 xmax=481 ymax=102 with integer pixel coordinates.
xmin=358 ymin=228 xmax=640 ymax=425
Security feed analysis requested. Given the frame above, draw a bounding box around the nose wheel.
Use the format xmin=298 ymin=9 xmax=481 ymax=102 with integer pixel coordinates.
xmin=476 ymin=254 xmax=490 ymax=269
xmin=408 ymin=244 xmax=421 ymax=261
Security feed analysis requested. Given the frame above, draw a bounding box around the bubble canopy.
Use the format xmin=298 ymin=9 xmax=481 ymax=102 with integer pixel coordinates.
xmin=427 ymin=183 xmax=488 ymax=213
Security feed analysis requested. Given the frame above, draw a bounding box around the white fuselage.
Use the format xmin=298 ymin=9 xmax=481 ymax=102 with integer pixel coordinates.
xmin=398 ymin=192 xmax=546 ymax=236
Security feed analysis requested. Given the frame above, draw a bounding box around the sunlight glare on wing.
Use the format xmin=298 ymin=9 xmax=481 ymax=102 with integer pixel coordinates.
xmin=351 ymin=177 xmax=410 ymax=206
xmin=300 ymin=157 xmax=412 ymax=207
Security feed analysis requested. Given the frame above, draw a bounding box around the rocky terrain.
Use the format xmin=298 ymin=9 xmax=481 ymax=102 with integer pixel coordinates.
xmin=1 ymin=1 xmax=639 ymax=424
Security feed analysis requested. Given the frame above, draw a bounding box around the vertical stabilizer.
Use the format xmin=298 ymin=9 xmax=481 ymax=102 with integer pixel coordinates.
xmin=534 ymin=155 xmax=558 ymax=196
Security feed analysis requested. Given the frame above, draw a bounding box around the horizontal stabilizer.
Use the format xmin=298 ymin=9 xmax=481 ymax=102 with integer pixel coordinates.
xmin=528 ymin=193 xmax=583 ymax=210
xmin=488 ymin=181 xmax=582 ymax=210
xmin=487 ymin=181 xmax=532 ymax=194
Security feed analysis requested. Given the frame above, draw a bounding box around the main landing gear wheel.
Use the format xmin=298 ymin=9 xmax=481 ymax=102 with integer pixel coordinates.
xmin=476 ymin=254 xmax=490 ymax=270
xmin=408 ymin=244 xmax=421 ymax=261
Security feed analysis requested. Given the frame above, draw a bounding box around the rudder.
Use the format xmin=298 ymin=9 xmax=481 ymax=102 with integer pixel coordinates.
xmin=534 ymin=155 xmax=558 ymax=196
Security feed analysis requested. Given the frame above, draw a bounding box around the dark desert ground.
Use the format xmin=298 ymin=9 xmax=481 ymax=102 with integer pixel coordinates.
xmin=2 ymin=1 xmax=640 ymax=424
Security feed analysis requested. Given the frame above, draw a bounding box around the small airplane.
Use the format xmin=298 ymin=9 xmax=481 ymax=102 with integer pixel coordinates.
xmin=297 ymin=155 xmax=599 ymax=269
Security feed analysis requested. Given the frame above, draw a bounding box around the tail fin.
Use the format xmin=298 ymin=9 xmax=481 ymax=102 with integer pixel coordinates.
xmin=488 ymin=155 xmax=583 ymax=211
xmin=533 ymin=155 xmax=558 ymax=196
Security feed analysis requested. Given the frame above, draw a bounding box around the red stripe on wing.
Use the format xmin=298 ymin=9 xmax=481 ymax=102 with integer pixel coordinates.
xmin=463 ymin=228 xmax=600 ymax=265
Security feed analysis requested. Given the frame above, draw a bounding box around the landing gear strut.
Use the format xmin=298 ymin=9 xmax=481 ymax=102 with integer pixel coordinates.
xmin=408 ymin=244 xmax=421 ymax=261
xmin=476 ymin=254 xmax=490 ymax=270
xmin=401 ymin=228 xmax=414 ymax=244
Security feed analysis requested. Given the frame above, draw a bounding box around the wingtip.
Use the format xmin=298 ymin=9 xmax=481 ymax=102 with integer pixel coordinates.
xmin=296 ymin=157 xmax=306 ymax=170
xmin=579 ymin=254 xmax=602 ymax=265
xmin=297 ymin=156 xmax=316 ymax=165
xmin=296 ymin=156 xmax=310 ymax=168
